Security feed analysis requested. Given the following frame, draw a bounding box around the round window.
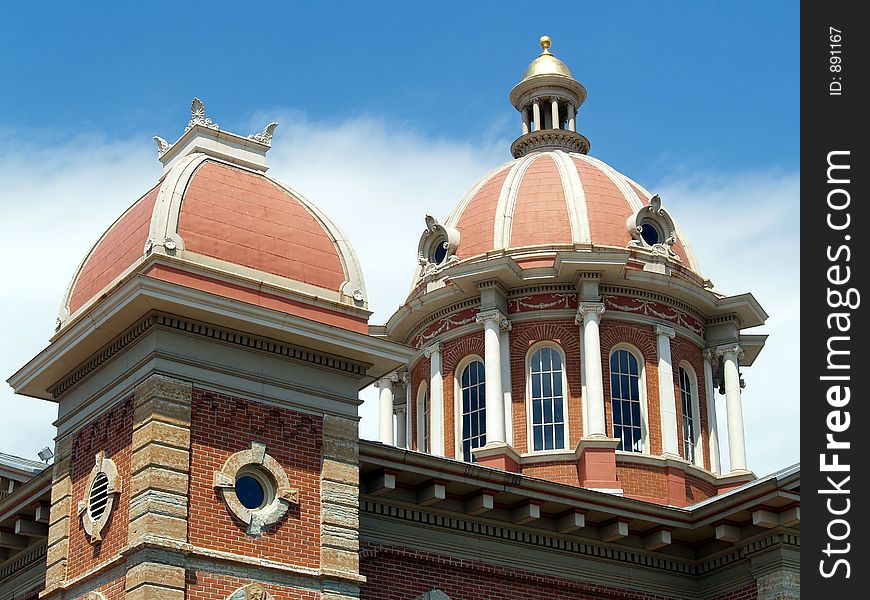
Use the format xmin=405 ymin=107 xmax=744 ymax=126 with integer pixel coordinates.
xmin=639 ymin=222 xmax=660 ymax=246
xmin=430 ymin=239 xmax=449 ymax=264
xmin=235 ymin=475 xmax=265 ymax=509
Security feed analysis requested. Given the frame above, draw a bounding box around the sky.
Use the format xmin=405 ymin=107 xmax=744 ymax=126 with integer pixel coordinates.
xmin=0 ymin=2 xmax=798 ymax=477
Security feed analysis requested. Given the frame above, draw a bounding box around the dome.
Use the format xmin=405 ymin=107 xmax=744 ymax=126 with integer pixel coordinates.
xmin=521 ymin=37 xmax=573 ymax=79
xmin=442 ymin=149 xmax=700 ymax=271
xmin=58 ymin=99 xmax=368 ymax=333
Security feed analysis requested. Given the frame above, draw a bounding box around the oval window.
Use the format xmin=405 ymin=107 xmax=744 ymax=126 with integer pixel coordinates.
xmin=431 ymin=239 xmax=449 ymax=264
xmin=235 ymin=474 xmax=266 ymax=509
xmin=640 ymin=222 xmax=660 ymax=246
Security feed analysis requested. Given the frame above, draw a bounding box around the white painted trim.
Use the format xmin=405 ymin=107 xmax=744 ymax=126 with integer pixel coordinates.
xmin=453 ymin=354 xmax=486 ymax=461
xmin=678 ymin=361 xmax=704 ymax=468
xmin=525 ymin=341 xmax=571 ymax=453
xmin=493 ymin=153 xmax=539 ymax=249
xmin=552 ymin=150 xmax=591 ymax=244
xmin=607 ymin=343 xmax=651 ymax=454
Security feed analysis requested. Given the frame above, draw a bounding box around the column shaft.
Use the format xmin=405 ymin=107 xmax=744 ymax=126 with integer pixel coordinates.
xmin=532 ymin=100 xmax=541 ymax=131
xmin=477 ymin=310 xmax=507 ymax=445
xmin=721 ymin=346 xmax=747 ymax=472
xmin=656 ymin=325 xmax=679 ymax=456
xmin=567 ymin=103 xmax=576 ymax=131
xmin=377 ymin=377 xmax=395 ymax=445
xmin=499 ymin=327 xmax=513 ymax=445
xmin=426 ymin=344 xmax=445 ymax=456
xmin=578 ymin=303 xmax=606 ymax=437
xmin=551 ymin=98 xmax=560 ymax=129
xmin=703 ymin=351 xmax=721 ymax=474
xmin=521 ymin=107 xmax=530 ymax=135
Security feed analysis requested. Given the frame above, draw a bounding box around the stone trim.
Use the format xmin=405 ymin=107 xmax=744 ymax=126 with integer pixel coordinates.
xmin=320 ymin=415 xmax=361 ymax=585
xmin=77 ymin=451 xmax=122 ymax=543
xmin=407 ymin=298 xmax=481 ymax=346
xmin=213 ymin=442 xmax=299 ymax=536
xmin=42 ymin=435 xmax=74 ymax=596
xmin=600 ymin=285 xmax=705 ymax=324
xmin=227 ymin=584 xmax=276 ymax=600
xmin=50 ymin=312 xmax=370 ymax=398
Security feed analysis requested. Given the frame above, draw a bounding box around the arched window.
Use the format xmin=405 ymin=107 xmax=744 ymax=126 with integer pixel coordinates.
xmin=527 ymin=345 xmax=568 ymax=451
xmin=459 ymin=360 xmax=486 ymax=462
xmin=416 ymin=381 xmax=429 ymax=453
xmin=610 ymin=348 xmax=643 ymax=453
xmin=679 ymin=364 xmax=700 ymax=464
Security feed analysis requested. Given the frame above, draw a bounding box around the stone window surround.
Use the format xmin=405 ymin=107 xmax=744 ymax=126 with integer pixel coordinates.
xmin=524 ymin=341 xmax=571 ymax=453
xmin=213 ymin=441 xmax=299 ymax=536
xmin=77 ymin=450 xmax=121 ymax=543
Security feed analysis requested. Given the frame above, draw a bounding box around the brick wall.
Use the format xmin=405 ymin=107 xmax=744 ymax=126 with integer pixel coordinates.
xmin=520 ymin=461 xmax=581 ymax=487
xmin=410 ymin=357 xmax=430 ymax=451
xmin=66 ymin=397 xmax=133 ymax=580
xmin=617 ymin=462 xmax=668 ymax=503
xmin=712 ymin=582 xmax=758 ymax=600
xmin=441 ymin=334 xmax=485 ymax=459
xmin=360 ymin=542 xmax=721 ymax=600
xmin=509 ymin=321 xmax=582 ymax=454
xmin=599 ymin=322 xmax=660 ymax=455
xmin=685 ymin=472 xmax=717 ymax=504
xmin=188 ymin=389 xmax=322 ymax=568
xmin=185 ymin=571 xmax=319 ymax=600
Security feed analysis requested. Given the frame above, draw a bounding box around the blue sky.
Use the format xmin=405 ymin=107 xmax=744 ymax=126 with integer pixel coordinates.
xmin=1 ymin=1 xmax=797 ymax=180
xmin=0 ymin=2 xmax=799 ymax=476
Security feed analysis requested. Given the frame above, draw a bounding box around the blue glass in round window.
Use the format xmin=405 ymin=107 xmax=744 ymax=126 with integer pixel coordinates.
xmin=235 ymin=475 xmax=265 ymax=509
xmin=432 ymin=240 xmax=449 ymax=264
xmin=640 ymin=223 xmax=660 ymax=246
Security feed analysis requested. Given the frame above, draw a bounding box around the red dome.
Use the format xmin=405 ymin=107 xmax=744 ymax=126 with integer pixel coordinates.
xmin=443 ymin=150 xmax=699 ymax=271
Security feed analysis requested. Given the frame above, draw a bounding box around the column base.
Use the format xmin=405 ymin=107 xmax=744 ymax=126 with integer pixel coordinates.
xmin=576 ymin=437 xmax=622 ymax=492
xmin=473 ymin=442 xmax=521 ymax=473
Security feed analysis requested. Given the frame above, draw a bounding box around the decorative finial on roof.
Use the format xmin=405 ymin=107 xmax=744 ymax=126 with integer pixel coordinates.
xmin=153 ymin=136 xmax=172 ymax=158
xmin=540 ymin=35 xmax=552 ymax=53
xmin=185 ymin=97 xmax=218 ymax=132
xmin=248 ymin=122 xmax=279 ymax=146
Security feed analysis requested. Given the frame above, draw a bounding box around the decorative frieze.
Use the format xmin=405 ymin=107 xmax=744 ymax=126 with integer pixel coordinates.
xmin=508 ymin=292 xmax=576 ymax=314
xmin=601 ymin=294 xmax=704 ymax=336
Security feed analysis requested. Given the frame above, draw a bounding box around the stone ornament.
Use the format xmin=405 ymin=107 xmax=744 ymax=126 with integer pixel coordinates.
xmin=226 ymin=584 xmax=275 ymax=600
xmin=247 ymin=122 xmax=279 ymax=146
xmin=417 ymin=215 xmax=461 ymax=276
xmin=84 ymin=593 xmax=108 ymax=600
xmin=77 ymin=451 xmax=121 ymax=543
xmin=625 ymin=194 xmax=680 ymax=260
xmin=213 ymin=441 xmax=299 ymax=536
xmin=185 ymin=97 xmax=219 ymax=132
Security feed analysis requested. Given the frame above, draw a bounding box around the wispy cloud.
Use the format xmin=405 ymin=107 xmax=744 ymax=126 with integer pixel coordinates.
xmin=0 ymin=119 xmax=798 ymax=478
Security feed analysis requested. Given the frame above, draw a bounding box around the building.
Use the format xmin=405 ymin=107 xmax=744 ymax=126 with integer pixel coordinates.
xmin=3 ymin=37 xmax=799 ymax=599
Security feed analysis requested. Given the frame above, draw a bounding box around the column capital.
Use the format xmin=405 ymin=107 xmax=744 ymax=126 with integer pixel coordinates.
xmin=575 ymin=302 xmax=605 ymax=325
xmin=423 ymin=342 xmax=443 ymax=359
xmin=714 ymin=343 xmax=744 ymax=360
xmin=654 ymin=324 xmax=676 ymax=339
xmin=374 ymin=372 xmax=400 ymax=388
xmin=476 ymin=308 xmax=511 ymax=331
xmin=702 ymin=348 xmax=717 ymax=363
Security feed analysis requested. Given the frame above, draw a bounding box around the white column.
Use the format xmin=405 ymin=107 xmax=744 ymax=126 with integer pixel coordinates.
xmin=717 ymin=344 xmax=747 ymax=472
xmin=551 ymin=97 xmax=560 ymax=129
xmin=476 ymin=309 xmax=509 ymax=445
xmin=424 ymin=343 xmax=445 ymax=456
xmin=532 ymin=100 xmax=541 ymax=132
xmin=396 ymin=406 xmax=407 ymax=448
xmin=703 ymin=350 xmax=721 ymax=474
xmin=576 ymin=303 xmax=606 ymax=437
xmin=567 ymin=103 xmax=575 ymax=132
xmin=521 ymin=107 xmax=530 ymax=135
xmin=377 ymin=374 xmax=397 ymax=445
xmin=500 ymin=326 xmax=513 ymax=445
xmin=655 ymin=325 xmax=679 ymax=457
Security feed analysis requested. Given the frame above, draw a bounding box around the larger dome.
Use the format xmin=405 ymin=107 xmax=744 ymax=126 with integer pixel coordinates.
xmin=443 ymin=150 xmax=700 ymax=271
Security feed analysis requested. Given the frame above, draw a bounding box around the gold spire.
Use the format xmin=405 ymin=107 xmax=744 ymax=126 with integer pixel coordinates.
xmin=522 ymin=35 xmax=572 ymax=80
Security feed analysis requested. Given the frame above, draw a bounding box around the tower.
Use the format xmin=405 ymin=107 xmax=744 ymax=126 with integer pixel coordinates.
xmin=8 ymin=99 xmax=413 ymax=600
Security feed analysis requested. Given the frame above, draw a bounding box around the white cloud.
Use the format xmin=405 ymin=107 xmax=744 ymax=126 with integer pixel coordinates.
xmin=0 ymin=119 xmax=798 ymax=479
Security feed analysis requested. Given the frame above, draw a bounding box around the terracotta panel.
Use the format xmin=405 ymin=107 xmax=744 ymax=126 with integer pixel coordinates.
xmin=178 ymin=161 xmax=346 ymax=292
xmin=69 ymin=184 xmax=161 ymax=313
xmin=572 ymin=158 xmax=635 ymax=249
xmin=454 ymin=165 xmax=512 ymax=258
xmin=510 ymin=155 xmax=572 ymax=247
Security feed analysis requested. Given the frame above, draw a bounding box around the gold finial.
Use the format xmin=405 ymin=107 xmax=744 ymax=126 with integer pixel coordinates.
xmin=540 ymin=35 xmax=552 ymax=53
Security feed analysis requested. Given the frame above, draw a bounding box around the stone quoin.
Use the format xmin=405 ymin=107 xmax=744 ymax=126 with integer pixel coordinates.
xmin=3 ymin=36 xmax=798 ymax=600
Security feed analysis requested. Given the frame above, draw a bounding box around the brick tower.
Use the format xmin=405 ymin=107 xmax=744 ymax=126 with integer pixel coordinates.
xmin=9 ymin=100 xmax=412 ymax=600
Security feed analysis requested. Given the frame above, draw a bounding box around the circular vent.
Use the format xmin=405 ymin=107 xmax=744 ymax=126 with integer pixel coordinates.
xmin=88 ymin=471 xmax=110 ymax=520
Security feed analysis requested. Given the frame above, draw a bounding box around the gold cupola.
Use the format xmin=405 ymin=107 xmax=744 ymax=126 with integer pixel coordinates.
xmin=509 ymin=36 xmax=590 ymax=158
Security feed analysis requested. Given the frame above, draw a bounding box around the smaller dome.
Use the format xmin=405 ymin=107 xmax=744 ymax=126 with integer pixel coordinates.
xmin=521 ymin=37 xmax=573 ymax=80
